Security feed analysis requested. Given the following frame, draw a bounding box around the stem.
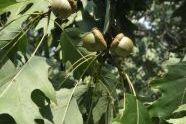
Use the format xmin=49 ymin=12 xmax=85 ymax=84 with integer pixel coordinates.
xmin=61 ymin=52 xmax=102 ymax=124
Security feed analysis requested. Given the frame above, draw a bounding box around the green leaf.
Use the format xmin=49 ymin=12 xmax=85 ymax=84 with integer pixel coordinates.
xmin=167 ymin=117 xmax=186 ymax=124
xmin=113 ymin=94 xmax=151 ymax=124
xmin=174 ymin=104 xmax=186 ymax=113
xmin=60 ymin=28 xmax=95 ymax=79
xmin=0 ymin=15 xmax=26 ymax=49
xmin=57 ymin=98 xmax=83 ymax=124
xmin=100 ymin=64 xmax=118 ymax=98
xmin=42 ymin=85 xmax=88 ymax=124
xmin=0 ymin=56 xmax=56 ymax=124
xmin=75 ymin=10 xmax=96 ymax=32
xmin=0 ymin=0 xmax=17 ymax=11
xmin=166 ymin=104 xmax=186 ymax=124
xmin=172 ymin=0 xmax=186 ymax=22
xmin=92 ymin=96 xmax=109 ymax=123
xmin=0 ymin=60 xmax=17 ymax=86
xmin=60 ymin=30 xmax=81 ymax=63
xmin=103 ymin=0 xmax=110 ymax=34
xmin=0 ymin=0 xmax=49 ymax=49
xmin=35 ymin=12 xmax=55 ymax=35
xmin=148 ymin=62 xmax=186 ymax=118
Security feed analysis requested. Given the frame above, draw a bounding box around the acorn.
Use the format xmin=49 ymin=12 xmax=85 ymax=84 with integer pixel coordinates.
xmin=110 ymin=33 xmax=134 ymax=57
xmin=82 ymin=28 xmax=107 ymax=51
xmin=50 ymin=0 xmax=77 ymax=19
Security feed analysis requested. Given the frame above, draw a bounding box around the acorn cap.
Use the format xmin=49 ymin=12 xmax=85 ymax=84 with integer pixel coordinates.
xmin=82 ymin=28 xmax=107 ymax=51
xmin=68 ymin=0 xmax=77 ymax=12
xmin=110 ymin=33 xmax=124 ymax=49
xmin=91 ymin=27 xmax=107 ymax=49
xmin=110 ymin=33 xmax=134 ymax=57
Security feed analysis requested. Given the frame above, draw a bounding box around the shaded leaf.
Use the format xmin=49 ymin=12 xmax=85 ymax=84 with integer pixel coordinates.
xmin=0 ymin=114 xmax=16 ymax=124
xmin=148 ymin=62 xmax=186 ymax=118
xmin=75 ymin=10 xmax=96 ymax=32
xmin=60 ymin=28 xmax=95 ymax=79
xmin=81 ymin=0 xmax=95 ymax=17
xmin=100 ymin=64 xmax=118 ymax=98
xmin=113 ymin=94 xmax=151 ymax=124
xmin=0 ymin=0 xmax=17 ymax=11
xmin=172 ymin=0 xmax=186 ymax=22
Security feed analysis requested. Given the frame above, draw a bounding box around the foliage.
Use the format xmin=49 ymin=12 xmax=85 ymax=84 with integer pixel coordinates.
xmin=0 ymin=0 xmax=186 ymax=124
xmin=166 ymin=104 xmax=186 ymax=124
xmin=148 ymin=62 xmax=186 ymax=119
xmin=0 ymin=57 xmax=56 ymax=124
xmin=113 ymin=94 xmax=151 ymax=124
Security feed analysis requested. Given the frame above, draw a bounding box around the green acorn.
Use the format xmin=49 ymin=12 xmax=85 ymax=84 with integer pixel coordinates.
xmin=50 ymin=0 xmax=77 ymax=19
xmin=110 ymin=33 xmax=134 ymax=57
xmin=82 ymin=28 xmax=107 ymax=51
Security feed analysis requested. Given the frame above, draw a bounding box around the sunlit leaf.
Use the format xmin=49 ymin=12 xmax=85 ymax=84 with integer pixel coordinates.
xmin=42 ymin=85 xmax=88 ymax=124
xmin=166 ymin=104 xmax=186 ymax=124
xmin=0 ymin=0 xmax=49 ymax=49
xmin=92 ymin=96 xmax=109 ymax=123
xmin=35 ymin=12 xmax=55 ymax=35
xmin=0 ymin=60 xmax=17 ymax=86
xmin=167 ymin=117 xmax=186 ymax=124
xmin=0 ymin=56 xmax=56 ymax=124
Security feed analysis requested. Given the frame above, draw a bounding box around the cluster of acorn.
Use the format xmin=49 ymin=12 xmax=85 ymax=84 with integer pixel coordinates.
xmin=50 ymin=0 xmax=134 ymax=57
xmin=81 ymin=28 xmax=134 ymax=57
